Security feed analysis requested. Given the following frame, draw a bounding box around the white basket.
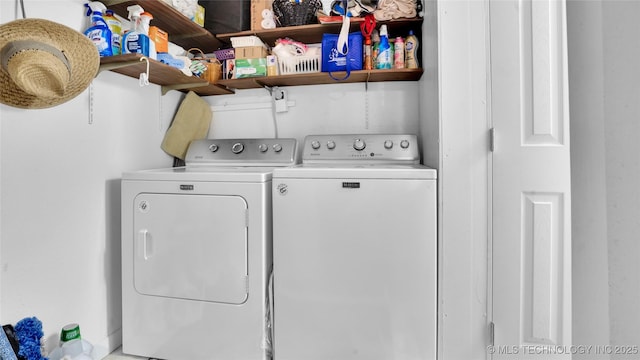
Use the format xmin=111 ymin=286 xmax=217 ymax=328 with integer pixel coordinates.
xmin=278 ymin=53 xmax=321 ymax=75
xmin=230 ymin=36 xmax=265 ymax=48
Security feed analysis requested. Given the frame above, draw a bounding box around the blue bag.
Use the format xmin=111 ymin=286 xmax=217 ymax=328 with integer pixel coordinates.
xmin=321 ymin=15 xmax=363 ymax=80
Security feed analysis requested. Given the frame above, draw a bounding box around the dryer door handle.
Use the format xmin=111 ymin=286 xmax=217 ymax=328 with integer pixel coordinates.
xmin=138 ymin=229 xmax=153 ymax=260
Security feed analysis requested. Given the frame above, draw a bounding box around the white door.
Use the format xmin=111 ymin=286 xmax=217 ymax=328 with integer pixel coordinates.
xmin=490 ymin=0 xmax=571 ymax=358
xmin=133 ymin=193 xmax=249 ymax=304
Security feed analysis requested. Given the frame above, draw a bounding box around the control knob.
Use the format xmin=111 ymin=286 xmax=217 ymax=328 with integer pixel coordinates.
xmin=400 ymin=139 xmax=410 ymax=149
xmin=208 ymin=144 xmax=219 ymax=152
xmin=353 ymin=138 xmax=366 ymax=151
xmin=258 ymin=143 xmax=268 ymax=152
xmin=384 ymin=140 xmax=394 ymax=149
xmin=273 ymin=143 xmax=283 ymax=152
xmin=231 ymin=142 xmax=245 ymax=154
xmin=327 ymin=140 xmax=336 ymax=150
xmin=311 ymin=140 xmax=321 ymax=150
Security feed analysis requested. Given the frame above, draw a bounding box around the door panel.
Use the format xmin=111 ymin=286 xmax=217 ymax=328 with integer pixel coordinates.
xmin=490 ymin=0 xmax=571 ymax=358
xmin=133 ymin=193 xmax=248 ymax=304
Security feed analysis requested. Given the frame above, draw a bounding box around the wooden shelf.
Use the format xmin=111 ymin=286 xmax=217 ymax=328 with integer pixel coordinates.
xmin=217 ymin=17 xmax=423 ymax=47
xmin=95 ymin=0 xmax=424 ymax=95
xmin=217 ymin=68 xmax=424 ymax=90
xmin=100 ymin=0 xmax=223 ymax=52
xmin=99 ymin=54 xmax=233 ymax=96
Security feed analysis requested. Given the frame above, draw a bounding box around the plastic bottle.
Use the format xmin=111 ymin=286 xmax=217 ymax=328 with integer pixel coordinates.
xmin=122 ymin=5 xmax=151 ymax=57
xmin=405 ymin=30 xmax=420 ymax=69
xmin=371 ymin=29 xmax=380 ymax=69
xmin=140 ymin=11 xmax=157 ymax=60
xmin=394 ymin=36 xmax=404 ymax=69
xmin=103 ymin=9 xmax=122 ymax=55
xmin=84 ymin=2 xmax=113 ymax=57
xmin=375 ymin=25 xmax=392 ymax=69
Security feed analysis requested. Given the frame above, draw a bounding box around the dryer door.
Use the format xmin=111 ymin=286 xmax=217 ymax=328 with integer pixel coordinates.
xmin=132 ymin=193 xmax=248 ymax=304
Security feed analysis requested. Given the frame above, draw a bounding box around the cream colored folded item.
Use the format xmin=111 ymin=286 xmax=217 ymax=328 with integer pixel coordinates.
xmin=161 ymin=91 xmax=212 ymax=160
xmin=374 ymin=0 xmax=417 ymax=21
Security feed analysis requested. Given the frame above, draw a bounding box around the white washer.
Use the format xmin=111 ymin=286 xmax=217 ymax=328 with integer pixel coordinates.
xmin=121 ymin=138 xmax=297 ymax=360
xmin=272 ymin=134 xmax=437 ymax=360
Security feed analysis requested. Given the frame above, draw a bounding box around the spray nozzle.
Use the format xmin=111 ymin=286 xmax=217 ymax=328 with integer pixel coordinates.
xmin=126 ymin=4 xmax=145 ymax=20
xmin=85 ymin=1 xmax=107 ymax=16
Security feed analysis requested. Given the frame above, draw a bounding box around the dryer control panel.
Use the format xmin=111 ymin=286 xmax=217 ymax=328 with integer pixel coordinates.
xmin=302 ymin=134 xmax=421 ymax=164
xmin=186 ymin=138 xmax=298 ymax=166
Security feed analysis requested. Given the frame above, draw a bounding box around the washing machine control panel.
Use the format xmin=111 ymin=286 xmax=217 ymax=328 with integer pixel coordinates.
xmin=186 ymin=138 xmax=298 ymax=166
xmin=302 ymin=134 xmax=421 ymax=164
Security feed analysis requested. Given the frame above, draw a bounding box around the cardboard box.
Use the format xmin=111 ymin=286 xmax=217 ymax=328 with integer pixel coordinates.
xmin=234 ymin=58 xmax=267 ymax=78
xmin=149 ymin=26 xmax=169 ymax=53
xmin=234 ymin=46 xmax=268 ymax=60
xmin=251 ymin=0 xmax=274 ymax=30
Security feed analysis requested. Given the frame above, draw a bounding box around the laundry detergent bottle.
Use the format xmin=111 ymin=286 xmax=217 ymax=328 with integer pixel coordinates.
xmin=84 ymin=1 xmax=113 ymax=57
xmin=122 ymin=5 xmax=151 ymax=57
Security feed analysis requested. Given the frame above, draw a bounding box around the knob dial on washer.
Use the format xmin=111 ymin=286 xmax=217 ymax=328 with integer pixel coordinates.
xmin=273 ymin=143 xmax=283 ymax=152
xmin=353 ymin=139 xmax=366 ymax=151
xmin=327 ymin=140 xmax=336 ymax=150
xmin=400 ymin=139 xmax=410 ymax=149
xmin=384 ymin=140 xmax=394 ymax=149
xmin=231 ymin=142 xmax=245 ymax=154
xmin=258 ymin=144 xmax=268 ymax=152
xmin=209 ymin=144 xmax=219 ymax=152
xmin=311 ymin=140 xmax=321 ymax=150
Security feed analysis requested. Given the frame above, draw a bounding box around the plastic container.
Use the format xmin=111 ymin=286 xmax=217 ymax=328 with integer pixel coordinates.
xmin=405 ymin=30 xmax=419 ymax=69
xmin=84 ymin=1 xmax=113 ymax=57
xmin=278 ymin=53 xmax=321 ymax=74
xmin=140 ymin=11 xmax=157 ymax=59
xmin=376 ymin=25 xmax=392 ymax=69
xmin=394 ymin=36 xmax=405 ymax=69
xmin=104 ymin=9 xmax=122 ymax=55
xmin=122 ymin=5 xmax=152 ymax=57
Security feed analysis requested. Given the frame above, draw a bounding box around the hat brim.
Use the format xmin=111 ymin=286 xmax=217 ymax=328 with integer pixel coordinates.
xmin=0 ymin=18 xmax=100 ymax=109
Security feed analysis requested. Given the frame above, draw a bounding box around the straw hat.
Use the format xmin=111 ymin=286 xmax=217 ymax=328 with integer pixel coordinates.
xmin=0 ymin=18 xmax=100 ymax=109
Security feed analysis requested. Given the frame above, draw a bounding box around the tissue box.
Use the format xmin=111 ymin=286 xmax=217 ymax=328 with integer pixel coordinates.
xmin=233 ymin=58 xmax=267 ymax=78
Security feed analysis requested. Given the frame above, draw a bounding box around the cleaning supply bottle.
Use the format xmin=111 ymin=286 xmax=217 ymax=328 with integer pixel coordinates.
xmin=84 ymin=1 xmax=113 ymax=57
xmin=394 ymin=36 xmax=405 ymax=69
xmin=375 ymin=24 xmax=392 ymax=69
xmin=140 ymin=11 xmax=157 ymax=60
xmin=371 ymin=29 xmax=380 ymax=69
xmin=122 ymin=5 xmax=151 ymax=57
xmin=405 ymin=30 xmax=420 ymax=69
xmin=103 ymin=9 xmax=122 ymax=55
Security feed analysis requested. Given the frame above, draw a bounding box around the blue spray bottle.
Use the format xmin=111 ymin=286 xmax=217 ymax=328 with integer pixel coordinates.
xmin=84 ymin=1 xmax=113 ymax=57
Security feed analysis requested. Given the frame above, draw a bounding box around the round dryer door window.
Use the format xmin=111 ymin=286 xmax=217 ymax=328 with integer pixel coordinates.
xmin=132 ymin=193 xmax=248 ymax=304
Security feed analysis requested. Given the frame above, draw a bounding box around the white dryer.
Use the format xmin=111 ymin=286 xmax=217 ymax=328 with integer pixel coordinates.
xmin=272 ymin=134 xmax=437 ymax=360
xmin=121 ymin=138 xmax=297 ymax=360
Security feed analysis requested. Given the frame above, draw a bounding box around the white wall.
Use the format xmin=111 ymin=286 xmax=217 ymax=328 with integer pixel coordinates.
xmin=568 ymin=0 xmax=640 ymax=358
xmin=0 ymin=1 xmax=421 ymax=357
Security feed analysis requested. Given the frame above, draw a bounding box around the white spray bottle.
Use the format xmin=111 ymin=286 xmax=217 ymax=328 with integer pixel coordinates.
xmin=122 ymin=5 xmax=151 ymax=57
